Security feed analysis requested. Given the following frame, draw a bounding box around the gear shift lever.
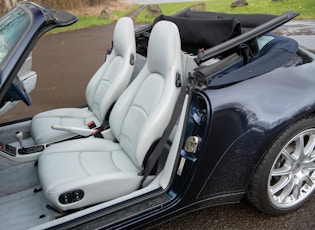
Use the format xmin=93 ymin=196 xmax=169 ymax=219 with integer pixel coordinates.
xmin=14 ymin=131 xmax=45 ymax=155
xmin=15 ymin=131 xmax=24 ymax=148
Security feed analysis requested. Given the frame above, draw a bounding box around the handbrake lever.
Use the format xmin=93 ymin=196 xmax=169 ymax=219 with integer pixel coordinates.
xmin=51 ymin=125 xmax=99 ymax=137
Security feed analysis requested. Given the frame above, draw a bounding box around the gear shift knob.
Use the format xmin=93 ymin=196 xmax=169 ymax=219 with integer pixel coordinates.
xmin=15 ymin=131 xmax=24 ymax=148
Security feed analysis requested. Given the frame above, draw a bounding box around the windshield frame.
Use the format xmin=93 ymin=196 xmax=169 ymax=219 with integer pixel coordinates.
xmin=0 ymin=3 xmax=49 ymax=109
xmin=0 ymin=3 xmax=78 ymax=108
xmin=0 ymin=7 xmax=32 ymax=71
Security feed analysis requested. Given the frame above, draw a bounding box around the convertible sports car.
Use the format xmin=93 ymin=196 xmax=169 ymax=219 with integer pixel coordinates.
xmin=0 ymin=2 xmax=314 ymax=229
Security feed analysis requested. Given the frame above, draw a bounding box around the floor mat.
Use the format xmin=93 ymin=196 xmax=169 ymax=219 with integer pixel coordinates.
xmin=0 ymin=187 xmax=57 ymax=230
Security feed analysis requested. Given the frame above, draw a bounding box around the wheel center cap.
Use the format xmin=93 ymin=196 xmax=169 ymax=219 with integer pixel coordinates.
xmin=293 ymin=163 xmax=302 ymax=173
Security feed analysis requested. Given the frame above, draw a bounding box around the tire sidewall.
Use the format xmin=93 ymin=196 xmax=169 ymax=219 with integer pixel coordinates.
xmin=249 ymin=115 xmax=315 ymax=215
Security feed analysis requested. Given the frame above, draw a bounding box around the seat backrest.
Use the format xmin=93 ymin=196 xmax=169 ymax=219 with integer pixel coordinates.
xmin=85 ymin=17 xmax=135 ymax=122
xmin=109 ymin=21 xmax=182 ymax=167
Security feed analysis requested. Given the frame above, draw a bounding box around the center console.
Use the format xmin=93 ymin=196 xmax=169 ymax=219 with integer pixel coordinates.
xmin=0 ymin=141 xmax=45 ymax=162
xmin=0 ymin=142 xmax=16 ymax=157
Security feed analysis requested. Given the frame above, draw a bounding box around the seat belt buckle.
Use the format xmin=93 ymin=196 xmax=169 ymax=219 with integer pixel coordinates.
xmin=93 ymin=131 xmax=103 ymax=138
xmin=88 ymin=121 xmax=97 ymax=129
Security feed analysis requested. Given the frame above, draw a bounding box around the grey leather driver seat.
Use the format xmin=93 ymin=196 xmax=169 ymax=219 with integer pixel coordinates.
xmin=38 ymin=20 xmax=182 ymax=211
xmin=31 ymin=17 xmax=136 ymax=145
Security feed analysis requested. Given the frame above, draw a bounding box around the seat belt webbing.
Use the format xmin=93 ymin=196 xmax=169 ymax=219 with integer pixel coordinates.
xmin=140 ymin=78 xmax=193 ymax=187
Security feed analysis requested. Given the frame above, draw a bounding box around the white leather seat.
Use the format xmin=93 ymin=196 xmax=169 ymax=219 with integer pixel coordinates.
xmin=31 ymin=17 xmax=136 ymax=145
xmin=38 ymin=20 xmax=182 ymax=211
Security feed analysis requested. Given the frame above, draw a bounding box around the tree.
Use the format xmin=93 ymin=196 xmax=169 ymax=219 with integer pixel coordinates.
xmin=3 ymin=0 xmax=12 ymax=10
xmin=3 ymin=0 xmax=18 ymax=12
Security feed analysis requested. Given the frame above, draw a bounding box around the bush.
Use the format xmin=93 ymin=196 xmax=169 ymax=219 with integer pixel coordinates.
xmin=0 ymin=0 xmax=119 ymax=16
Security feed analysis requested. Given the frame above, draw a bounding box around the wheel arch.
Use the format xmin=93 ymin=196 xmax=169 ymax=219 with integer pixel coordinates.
xmin=249 ymin=110 xmax=315 ymax=182
xmin=197 ymin=83 xmax=315 ymax=201
xmin=246 ymin=113 xmax=315 ymax=215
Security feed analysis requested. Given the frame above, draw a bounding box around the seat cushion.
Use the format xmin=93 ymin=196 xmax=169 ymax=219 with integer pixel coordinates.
xmin=31 ymin=108 xmax=101 ymax=144
xmin=38 ymin=138 xmax=141 ymax=210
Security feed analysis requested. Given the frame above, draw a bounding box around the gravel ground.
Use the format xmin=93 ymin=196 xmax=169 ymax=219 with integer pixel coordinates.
xmin=152 ymin=196 xmax=315 ymax=229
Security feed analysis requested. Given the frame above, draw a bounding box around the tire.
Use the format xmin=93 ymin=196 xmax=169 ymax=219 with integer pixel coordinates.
xmin=247 ymin=115 xmax=315 ymax=216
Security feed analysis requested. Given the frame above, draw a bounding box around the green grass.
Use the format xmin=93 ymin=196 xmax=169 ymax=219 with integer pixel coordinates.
xmin=50 ymin=16 xmax=111 ymax=33
xmin=52 ymin=0 xmax=315 ymax=33
xmin=135 ymin=2 xmax=201 ymax=23
xmin=50 ymin=6 xmax=138 ymax=34
xmin=203 ymin=0 xmax=315 ymax=18
xmin=135 ymin=0 xmax=315 ymax=23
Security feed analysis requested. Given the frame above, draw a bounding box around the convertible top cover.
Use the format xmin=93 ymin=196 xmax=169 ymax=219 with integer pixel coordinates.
xmin=154 ymin=15 xmax=241 ymax=53
xmin=151 ymin=10 xmax=300 ymax=88
xmin=200 ymin=34 xmax=299 ymax=88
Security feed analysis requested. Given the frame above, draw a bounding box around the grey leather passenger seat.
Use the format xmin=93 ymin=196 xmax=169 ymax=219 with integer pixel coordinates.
xmin=31 ymin=17 xmax=136 ymax=145
xmin=38 ymin=20 xmax=183 ymax=211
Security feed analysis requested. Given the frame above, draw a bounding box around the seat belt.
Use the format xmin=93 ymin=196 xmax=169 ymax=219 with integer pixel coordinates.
xmin=87 ymin=120 xmax=110 ymax=138
xmin=140 ymin=77 xmax=193 ymax=187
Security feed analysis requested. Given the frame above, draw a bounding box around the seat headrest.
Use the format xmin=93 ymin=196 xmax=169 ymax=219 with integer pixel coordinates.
xmin=147 ymin=20 xmax=181 ymax=76
xmin=113 ymin=17 xmax=135 ymax=56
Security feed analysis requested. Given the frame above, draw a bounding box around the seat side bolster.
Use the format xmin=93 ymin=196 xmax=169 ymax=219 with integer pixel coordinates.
xmin=46 ymin=173 xmax=141 ymax=211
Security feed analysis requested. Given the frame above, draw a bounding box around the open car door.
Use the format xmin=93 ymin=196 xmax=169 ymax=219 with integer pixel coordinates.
xmin=0 ymin=2 xmax=77 ymax=115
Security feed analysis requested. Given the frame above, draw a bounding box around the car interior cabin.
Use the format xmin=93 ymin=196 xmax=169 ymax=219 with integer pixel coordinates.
xmin=0 ymin=7 xmax=310 ymax=229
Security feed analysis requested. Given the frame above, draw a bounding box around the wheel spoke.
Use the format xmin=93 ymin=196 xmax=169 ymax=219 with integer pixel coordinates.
xmin=291 ymin=182 xmax=301 ymax=201
xmin=277 ymin=181 xmax=294 ymax=203
xmin=292 ymin=135 xmax=305 ymax=160
xmin=281 ymin=148 xmax=295 ymax=165
xmin=271 ymin=164 xmax=291 ymax=176
xmin=302 ymin=162 xmax=315 ymax=170
xmin=304 ymin=134 xmax=315 ymax=158
xmin=304 ymin=174 xmax=314 ymax=187
xmin=270 ymin=175 xmax=291 ymax=195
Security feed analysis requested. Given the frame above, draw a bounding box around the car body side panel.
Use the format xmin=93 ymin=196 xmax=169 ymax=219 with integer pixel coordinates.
xmin=115 ymin=54 xmax=315 ymax=228
xmin=197 ymin=57 xmax=315 ymax=199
